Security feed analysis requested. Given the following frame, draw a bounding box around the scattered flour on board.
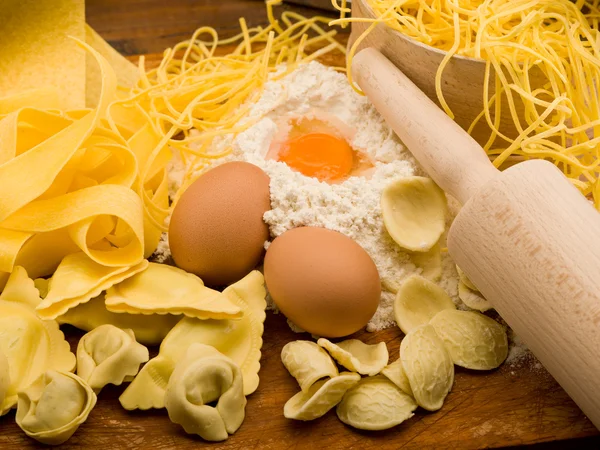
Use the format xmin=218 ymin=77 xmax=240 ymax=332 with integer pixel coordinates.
xmin=157 ymin=61 xmax=531 ymax=361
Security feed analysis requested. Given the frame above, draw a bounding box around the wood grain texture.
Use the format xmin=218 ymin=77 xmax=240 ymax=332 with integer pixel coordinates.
xmin=0 ymin=1 xmax=598 ymax=448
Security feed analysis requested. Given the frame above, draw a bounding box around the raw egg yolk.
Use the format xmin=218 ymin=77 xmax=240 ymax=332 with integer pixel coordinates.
xmin=278 ymin=133 xmax=354 ymax=182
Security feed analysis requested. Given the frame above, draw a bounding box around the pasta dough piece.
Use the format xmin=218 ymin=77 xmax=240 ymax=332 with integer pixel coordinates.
xmin=394 ymin=275 xmax=456 ymax=334
xmin=164 ymin=344 xmax=247 ymax=442
xmin=284 ymin=372 xmax=361 ymax=421
xmin=36 ymin=253 xmax=149 ymax=320
xmin=58 ymin=294 xmax=179 ymax=345
xmin=77 ymin=324 xmax=149 ymax=392
xmin=34 ymin=278 xmax=49 ymax=299
xmin=430 ymin=310 xmax=508 ymax=370
xmin=381 ymin=177 xmax=447 ymax=252
xmin=336 ymin=376 xmax=417 ymax=430
xmin=401 ymin=324 xmax=454 ymax=411
xmin=456 ymin=266 xmax=478 ymax=291
xmin=105 ymin=263 xmax=241 ymax=319
xmin=0 ymin=269 xmax=75 ymax=414
xmin=458 ymin=281 xmax=493 ymax=312
xmin=317 ymin=339 xmax=388 ymax=376
xmin=0 ymin=266 xmax=42 ymax=309
xmin=281 ymin=340 xmax=338 ymax=392
xmin=380 ymin=359 xmax=412 ymax=396
xmin=0 ymin=349 xmax=9 ymax=409
xmin=119 ymin=271 xmax=266 ymax=409
xmin=16 ymin=370 xmax=96 ymax=446
xmin=410 ymin=244 xmax=442 ymax=281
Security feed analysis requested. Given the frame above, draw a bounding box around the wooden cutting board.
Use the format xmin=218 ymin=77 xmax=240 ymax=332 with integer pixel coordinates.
xmin=0 ymin=43 xmax=599 ymax=450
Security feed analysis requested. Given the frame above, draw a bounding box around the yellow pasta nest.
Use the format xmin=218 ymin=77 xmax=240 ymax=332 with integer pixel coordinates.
xmin=333 ymin=0 xmax=600 ymax=208
xmin=0 ymin=1 xmax=344 ymax=287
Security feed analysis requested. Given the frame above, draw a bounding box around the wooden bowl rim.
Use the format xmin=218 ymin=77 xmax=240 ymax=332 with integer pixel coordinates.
xmin=356 ymin=0 xmax=486 ymax=66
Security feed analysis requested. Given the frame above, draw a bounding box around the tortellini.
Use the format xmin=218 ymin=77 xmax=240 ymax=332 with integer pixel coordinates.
xmin=77 ymin=324 xmax=149 ymax=392
xmin=36 ymin=252 xmax=149 ymax=320
xmin=105 ymin=263 xmax=241 ymax=320
xmin=430 ymin=310 xmax=508 ymax=370
xmin=317 ymin=339 xmax=389 ymax=376
xmin=57 ymin=293 xmax=180 ymax=345
xmin=400 ymin=324 xmax=454 ymax=411
xmin=336 ymin=376 xmax=417 ymax=430
xmin=120 ymin=271 xmax=266 ymax=410
xmin=393 ymin=275 xmax=456 ymax=334
xmin=0 ymin=268 xmax=75 ymax=414
xmin=284 ymin=372 xmax=361 ymax=421
xmin=381 ymin=176 xmax=447 ymax=252
xmin=281 ymin=341 xmax=338 ymax=392
xmin=16 ymin=370 xmax=96 ymax=445
xmin=164 ymin=344 xmax=246 ymax=442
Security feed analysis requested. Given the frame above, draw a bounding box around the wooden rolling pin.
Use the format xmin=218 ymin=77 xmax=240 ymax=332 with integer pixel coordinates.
xmin=352 ymin=48 xmax=600 ymax=429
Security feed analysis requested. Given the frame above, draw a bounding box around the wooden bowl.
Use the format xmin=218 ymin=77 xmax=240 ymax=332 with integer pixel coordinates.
xmin=350 ymin=0 xmax=530 ymax=146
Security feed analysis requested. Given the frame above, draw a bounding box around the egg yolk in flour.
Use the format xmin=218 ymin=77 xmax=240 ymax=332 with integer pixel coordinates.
xmin=277 ymin=133 xmax=354 ymax=182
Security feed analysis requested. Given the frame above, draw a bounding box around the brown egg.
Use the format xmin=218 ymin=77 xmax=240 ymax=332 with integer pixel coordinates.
xmin=264 ymin=227 xmax=381 ymax=338
xmin=169 ymin=161 xmax=270 ymax=286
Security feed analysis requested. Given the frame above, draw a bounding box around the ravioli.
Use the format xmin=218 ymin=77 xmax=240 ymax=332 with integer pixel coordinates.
xmin=119 ymin=271 xmax=266 ymax=410
xmin=77 ymin=325 xmax=149 ymax=392
xmin=105 ymin=263 xmax=241 ymax=320
xmin=0 ymin=304 xmax=75 ymax=414
xmin=36 ymin=252 xmax=149 ymax=320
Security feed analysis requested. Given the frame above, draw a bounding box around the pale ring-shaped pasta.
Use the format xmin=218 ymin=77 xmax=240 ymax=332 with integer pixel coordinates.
xmin=283 ymin=372 xmax=361 ymax=421
xmin=16 ymin=370 xmax=97 ymax=446
xmin=336 ymin=376 xmax=417 ymax=430
xmin=393 ymin=274 xmax=456 ymax=334
xmin=164 ymin=344 xmax=247 ymax=442
xmin=381 ymin=176 xmax=447 ymax=252
xmin=317 ymin=338 xmax=389 ymax=376
xmin=281 ymin=340 xmax=338 ymax=392
xmin=430 ymin=309 xmax=508 ymax=370
xmin=401 ymin=324 xmax=454 ymax=411
xmin=458 ymin=281 xmax=493 ymax=312
xmin=76 ymin=324 xmax=149 ymax=392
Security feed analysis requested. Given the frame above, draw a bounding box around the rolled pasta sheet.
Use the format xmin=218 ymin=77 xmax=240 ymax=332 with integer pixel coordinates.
xmin=281 ymin=340 xmax=338 ymax=392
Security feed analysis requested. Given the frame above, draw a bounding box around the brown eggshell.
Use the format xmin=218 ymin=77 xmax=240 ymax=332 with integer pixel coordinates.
xmin=169 ymin=161 xmax=271 ymax=286
xmin=264 ymin=226 xmax=381 ymax=338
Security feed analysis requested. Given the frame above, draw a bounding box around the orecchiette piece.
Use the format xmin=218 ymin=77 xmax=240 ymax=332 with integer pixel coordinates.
xmin=410 ymin=244 xmax=442 ymax=281
xmin=164 ymin=344 xmax=247 ymax=442
xmin=381 ymin=176 xmax=447 ymax=252
xmin=336 ymin=376 xmax=417 ymax=430
xmin=77 ymin=324 xmax=149 ymax=392
xmin=456 ymin=265 xmax=478 ymax=291
xmin=36 ymin=253 xmax=149 ymax=320
xmin=458 ymin=281 xmax=493 ymax=312
xmin=281 ymin=341 xmax=338 ymax=392
xmin=380 ymin=359 xmax=412 ymax=396
xmin=401 ymin=324 xmax=454 ymax=411
xmin=394 ymin=275 xmax=456 ymax=334
xmin=57 ymin=294 xmax=180 ymax=345
xmin=284 ymin=372 xmax=361 ymax=421
xmin=430 ymin=309 xmax=508 ymax=370
xmin=105 ymin=263 xmax=241 ymax=320
xmin=120 ymin=271 xmax=266 ymax=410
xmin=317 ymin=339 xmax=388 ymax=376
xmin=16 ymin=370 xmax=97 ymax=445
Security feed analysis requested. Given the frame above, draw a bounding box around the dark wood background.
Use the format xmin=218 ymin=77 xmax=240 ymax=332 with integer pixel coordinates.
xmin=0 ymin=1 xmax=598 ymax=449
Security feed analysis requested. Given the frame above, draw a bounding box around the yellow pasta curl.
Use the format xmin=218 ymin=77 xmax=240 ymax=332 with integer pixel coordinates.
xmin=333 ymin=0 xmax=600 ymax=208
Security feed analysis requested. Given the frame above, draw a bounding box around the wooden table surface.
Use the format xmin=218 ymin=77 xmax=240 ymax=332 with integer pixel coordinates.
xmin=0 ymin=1 xmax=599 ymax=448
